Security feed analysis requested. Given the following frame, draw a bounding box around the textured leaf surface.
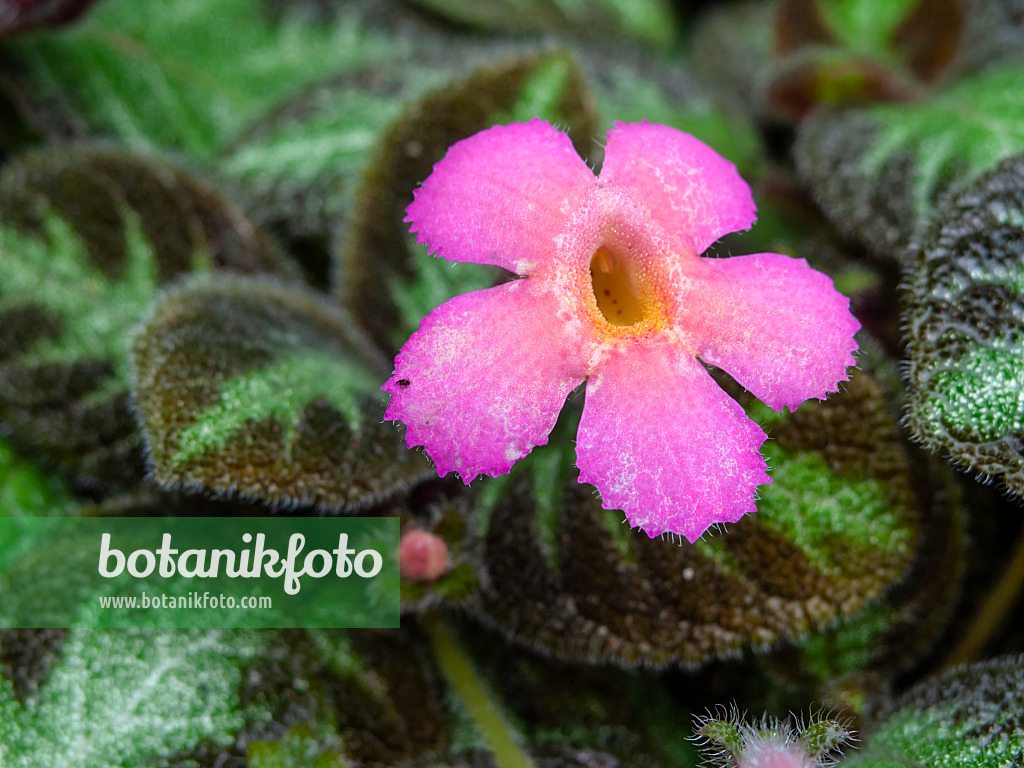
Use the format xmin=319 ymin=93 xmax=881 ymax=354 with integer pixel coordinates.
xmin=467 ymin=366 xmax=920 ymax=667
xmin=0 ymin=628 xmax=263 ymax=768
xmin=847 ymin=654 xmax=1024 ymax=768
xmin=904 ymin=155 xmax=1024 ymax=495
xmin=237 ymin=629 xmax=449 ymax=768
xmin=771 ymin=452 xmax=964 ymax=714
xmin=215 ymin=26 xmax=486 ymax=263
xmin=1 ymin=0 xmax=398 ymax=157
xmin=338 ymin=49 xmax=599 ymax=353
xmin=0 ymin=145 xmax=295 ymax=487
xmin=795 ymin=66 xmax=1024 ymax=256
xmin=131 ymin=274 xmax=432 ymax=509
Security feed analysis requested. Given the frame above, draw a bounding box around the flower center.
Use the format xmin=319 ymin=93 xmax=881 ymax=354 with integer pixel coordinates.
xmin=590 ymin=247 xmax=646 ymax=327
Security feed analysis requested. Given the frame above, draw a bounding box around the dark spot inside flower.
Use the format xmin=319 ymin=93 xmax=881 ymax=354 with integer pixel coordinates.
xmin=590 ymin=247 xmax=645 ymax=327
xmin=398 ymin=379 xmax=411 ymax=386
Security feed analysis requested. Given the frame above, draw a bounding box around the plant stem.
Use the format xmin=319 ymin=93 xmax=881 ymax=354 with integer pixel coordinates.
xmin=945 ymin=523 xmax=1024 ymax=667
xmin=423 ymin=613 xmax=536 ymax=768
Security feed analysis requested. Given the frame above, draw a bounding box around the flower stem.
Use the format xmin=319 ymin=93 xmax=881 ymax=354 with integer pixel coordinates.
xmin=945 ymin=523 xmax=1024 ymax=667
xmin=422 ymin=613 xmax=536 ymax=768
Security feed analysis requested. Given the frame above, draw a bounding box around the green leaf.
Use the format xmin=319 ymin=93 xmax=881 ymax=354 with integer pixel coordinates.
xmin=0 ymin=145 xmax=296 ymax=487
xmin=214 ymin=27 xmax=486 ymax=277
xmin=247 ymin=725 xmax=349 ymax=768
xmin=795 ymin=66 xmax=1024 ymax=256
xmin=815 ymin=0 xmax=921 ymax=54
xmin=2 ymin=0 xmax=402 ymax=157
xmin=0 ymin=628 xmax=264 ymax=767
xmin=847 ymin=654 xmax=1024 ymax=768
xmin=904 ymin=154 xmax=1024 ymax=496
xmin=131 ymin=274 xmax=432 ymax=509
xmin=466 ymin=361 xmax=922 ymax=667
xmin=0 ymin=439 xmax=75 ymax=519
xmin=783 ymin=466 xmax=964 ymax=711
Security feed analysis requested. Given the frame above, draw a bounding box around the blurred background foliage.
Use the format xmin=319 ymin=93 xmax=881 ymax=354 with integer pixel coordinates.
xmin=0 ymin=0 xmax=1023 ymax=766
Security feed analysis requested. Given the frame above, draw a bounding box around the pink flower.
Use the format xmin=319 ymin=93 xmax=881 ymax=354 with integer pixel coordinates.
xmin=383 ymin=119 xmax=859 ymax=542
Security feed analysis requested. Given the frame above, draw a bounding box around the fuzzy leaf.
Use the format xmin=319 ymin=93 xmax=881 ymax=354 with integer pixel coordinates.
xmin=0 ymin=0 xmax=402 ymax=157
xmin=847 ymin=654 xmax=1024 ymax=768
xmin=0 ymin=145 xmax=295 ymax=487
xmin=238 ymin=629 xmax=449 ymax=768
xmin=131 ymin=274 xmax=432 ymax=509
xmin=0 ymin=628 xmax=264 ymax=767
xmin=904 ymin=155 xmax=1024 ymax=495
xmin=778 ymin=454 xmax=964 ymax=713
xmin=795 ymin=66 xmax=1024 ymax=256
xmin=467 ymin=365 xmax=921 ymax=667
xmin=215 ymin=27 xmax=491 ymax=264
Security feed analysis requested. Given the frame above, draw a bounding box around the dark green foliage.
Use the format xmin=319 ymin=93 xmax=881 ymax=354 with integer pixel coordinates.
xmin=131 ymin=274 xmax=432 ymax=510
xmin=2 ymin=1 xmax=1021 ymax=765
xmin=0 ymin=438 xmax=75 ymax=520
xmin=904 ymin=155 xmax=1024 ymax=496
xmin=467 ymin=367 xmax=921 ymax=667
xmin=0 ymin=145 xmax=295 ymax=488
xmin=0 ymin=0 xmax=405 ymax=157
xmin=795 ymin=67 xmax=1024 ymax=257
xmin=847 ymin=654 xmax=1024 ymax=768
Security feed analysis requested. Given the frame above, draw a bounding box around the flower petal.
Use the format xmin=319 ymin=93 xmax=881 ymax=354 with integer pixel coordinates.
xmin=679 ymin=253 xmax=860 ymax=412
xmin=576 ymin=338 xmax=770 ymax=542
xmin=383 ymin=279 xmax=587 ymax=483
xmin=405 ymin=118 xmax=595 ymax=275
xmin=598 ymin=122 xmax=757 ymax=255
